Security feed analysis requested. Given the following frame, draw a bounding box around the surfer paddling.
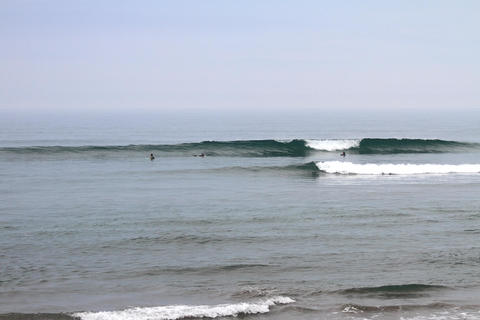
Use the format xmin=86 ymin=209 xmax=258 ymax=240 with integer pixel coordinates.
xmin=194 ymin=153 xmax=206 ymax=157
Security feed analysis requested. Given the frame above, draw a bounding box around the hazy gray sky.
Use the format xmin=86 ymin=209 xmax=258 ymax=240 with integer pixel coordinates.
xmin=1 ymin=0 xmax=479 ymax=112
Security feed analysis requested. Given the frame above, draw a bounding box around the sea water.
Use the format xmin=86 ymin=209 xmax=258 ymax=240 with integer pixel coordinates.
xmin=1 ymin=109 xmax=480 ymax=320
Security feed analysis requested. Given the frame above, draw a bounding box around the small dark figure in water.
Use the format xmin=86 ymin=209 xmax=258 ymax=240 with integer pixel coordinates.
xmin=340 ymin=151 xmax=346 ymax=157
xmin=149 ymin=153 xmax=155 ymax=161
xmin=194 ymin=153 xmax=206 ymax=157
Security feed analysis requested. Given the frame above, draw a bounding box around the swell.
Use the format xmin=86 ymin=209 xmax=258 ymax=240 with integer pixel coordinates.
xmin=307 ymin=284 xmax=449 ymax=299
xmin=133 ymin=264 xmax=272 ymax=277
xmin=207 ymin=162 xmax=320 ymax=173
xmin=353 ymin=138 xmax=478 ymax=154
xmin=339 ymin=283 xmax=447 ymax=294
xmin=146 ymin=162 xmax=320 ymax=176
xmin=0 ymin=140 xmax=310 ymax=157
xmin=339 ymin=302 xmax=455 ymax=313
xmin=1 ymin=138 xmax=478 ymax=157
xmin=337 ymin=284 xmax=447 ymax=298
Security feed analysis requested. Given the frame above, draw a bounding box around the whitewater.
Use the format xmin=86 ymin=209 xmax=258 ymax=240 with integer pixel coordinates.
xmin=316 ymin=161 xmax=480 ymax=175
xmin=305 ymin=139 xmax=360 ymax=151
xmin=73 ymin=297 xmax=295 ymax=320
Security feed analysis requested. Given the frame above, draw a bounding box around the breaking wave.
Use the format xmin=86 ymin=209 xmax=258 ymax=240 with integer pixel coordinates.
xmin=72 ymin=296 xmax=295 ymax=320
xmin=315 ymin=161 xmax=480 ymax=175
xmin=305 ymin=139 xmax=360 ymax=151
xmin=1 ymin=138 xmax=478 ymax=158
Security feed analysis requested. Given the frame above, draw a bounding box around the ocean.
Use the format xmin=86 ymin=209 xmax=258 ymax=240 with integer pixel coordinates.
xmin=1 ymin=109 xmax=480 ymax=320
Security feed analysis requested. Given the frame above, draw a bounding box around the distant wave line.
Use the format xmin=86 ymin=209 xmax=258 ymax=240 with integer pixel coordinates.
xmin=1 ymin=138 xmax=478 ymax=157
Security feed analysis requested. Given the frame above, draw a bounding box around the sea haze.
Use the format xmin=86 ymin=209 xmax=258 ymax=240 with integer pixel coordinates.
xmin=1 ymin=109 xmax=480 ymax=320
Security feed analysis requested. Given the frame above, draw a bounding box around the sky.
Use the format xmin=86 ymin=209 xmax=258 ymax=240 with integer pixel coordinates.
xmin=1 ymin=0 xmax=479 ymax=113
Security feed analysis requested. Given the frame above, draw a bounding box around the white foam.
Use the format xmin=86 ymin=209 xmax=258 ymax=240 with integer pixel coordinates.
xmin=73 ymin=296 xmax=295 ymax=320
xmin=342 ymin=305 xmax=362 ymax=313
xmin=305 ymin=139 xmax=360 ymax=151
xmin=315 ymin=161 xmax=480 ymax=175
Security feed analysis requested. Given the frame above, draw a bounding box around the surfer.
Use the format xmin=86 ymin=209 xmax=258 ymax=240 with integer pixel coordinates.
xmin=194 ymin=153 xmax=206 ymax=157
xmin=340 ymin=151 xmax=346 ymax=157
xmin=149 ymin=153 xmax=155 ymax=161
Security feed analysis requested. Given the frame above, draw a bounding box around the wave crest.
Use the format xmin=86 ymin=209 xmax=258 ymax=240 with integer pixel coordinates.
xmin=356 ymin=138 xmax=475 ymax=154
xmin=73 ymin=296 xmax=295 ymax=320
xmin=341 ymin=284 xmax=447 ymax=294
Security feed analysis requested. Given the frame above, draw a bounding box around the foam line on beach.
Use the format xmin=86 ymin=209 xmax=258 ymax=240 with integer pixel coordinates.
xmin=73 ymin=296 xmax=295 ymax=320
